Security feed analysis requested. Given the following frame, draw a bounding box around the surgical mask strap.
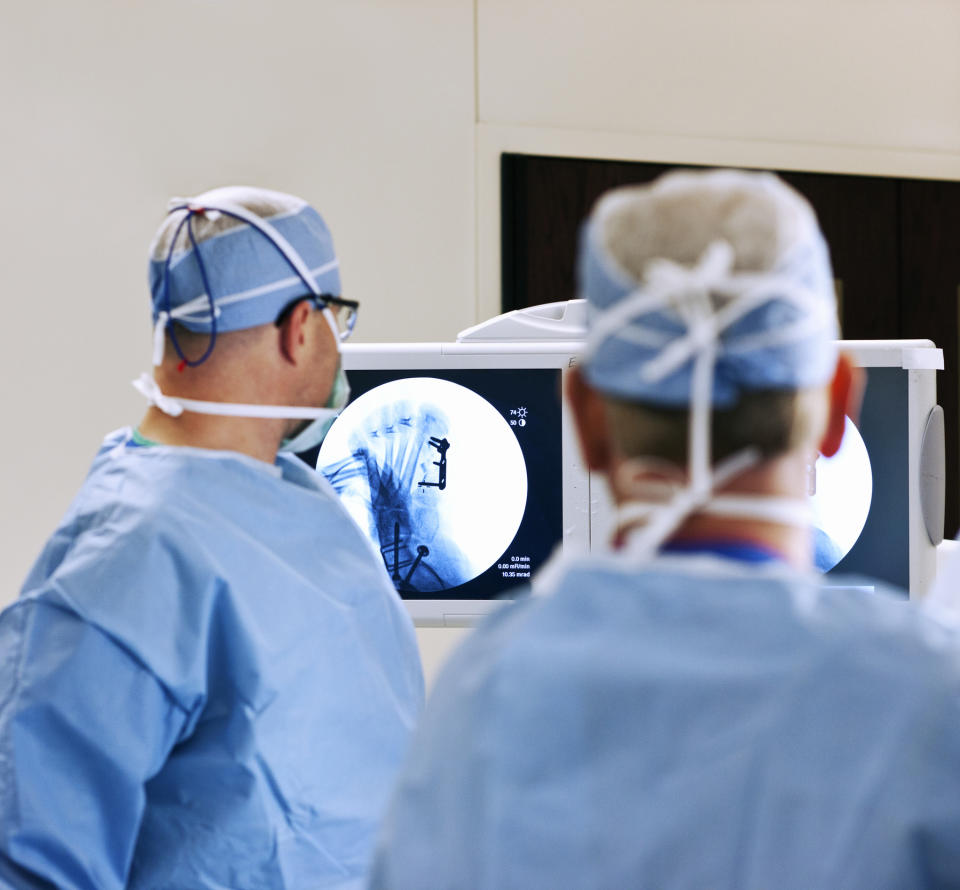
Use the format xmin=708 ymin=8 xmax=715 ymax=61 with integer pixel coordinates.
xmin=615 ymin=486 xmax=813 ymax=535
xmin=616 ymin=448 xmax=759 ymax=560
xmin=132 ymin=373 xmax=335 ymax=422
xmin=701 ymin=495 xmax=813 ymax=526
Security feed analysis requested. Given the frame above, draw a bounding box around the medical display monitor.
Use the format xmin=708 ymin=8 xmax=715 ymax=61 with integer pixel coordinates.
xmin=315 ymin=367 xmax=562 ymax=600
xmin=813 ymin=367 xmax=903 ymax=581
xmin=298 ymin=323 xmax=942 ymax=624
xmin=818 ymin=342 xmax=943 ymax=594
xmin=585 ymin=340 xmax=943 ymax=597
xmin=295 ymin=339 xmax=584 ymax=625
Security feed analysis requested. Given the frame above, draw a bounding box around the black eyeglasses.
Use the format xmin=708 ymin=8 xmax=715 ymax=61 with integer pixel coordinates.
xmin=275 ymin=294 xmax=359 ymax=340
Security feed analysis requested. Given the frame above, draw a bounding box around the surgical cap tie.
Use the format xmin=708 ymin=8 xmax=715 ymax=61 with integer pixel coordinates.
xmin=584 ymin=241 xmax=833 ymax=386
xmin=583 ymin=239 xmax=826 ymax=560
xmin=155 ymin=207 xmax=221 ymax=368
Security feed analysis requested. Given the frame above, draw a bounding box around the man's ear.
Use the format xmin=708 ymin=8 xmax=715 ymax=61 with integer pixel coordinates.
xmin=278 ymin=300 xmax=313 ymax=365
xmin=819 ymin=352 xmax=865 ymax=458
xmin=566 ymin=366 xmax=612 ymax=471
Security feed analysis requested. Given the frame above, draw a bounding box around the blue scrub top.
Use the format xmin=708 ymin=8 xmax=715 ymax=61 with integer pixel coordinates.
xmin=370 ymin=550 xmax=960 ymax=890
xmin=0 ymin=430 xmax=424 ymax=890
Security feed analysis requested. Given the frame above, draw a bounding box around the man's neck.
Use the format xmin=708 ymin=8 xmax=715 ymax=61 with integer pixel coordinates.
xmin=137 ymin=406 xmax=285 ymax=465
xmin=665 ymin=517 xmax=808 ymax=569
xmin=610 ymin=451 xmax=814 ymax=570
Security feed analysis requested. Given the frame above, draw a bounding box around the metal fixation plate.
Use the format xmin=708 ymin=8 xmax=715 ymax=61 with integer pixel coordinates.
xmin=921 ymin=405 xmax=946 ymax=545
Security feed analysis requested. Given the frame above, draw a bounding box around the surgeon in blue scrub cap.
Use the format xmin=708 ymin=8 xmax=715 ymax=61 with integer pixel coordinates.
xmin=0 ymin=186 xmax=423 ymax=890
xmin=369 ymin=170 xmax=960 ymax=890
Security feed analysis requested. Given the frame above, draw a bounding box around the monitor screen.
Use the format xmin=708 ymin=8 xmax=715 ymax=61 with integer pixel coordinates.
xmin=295 ymin=334 xmax=941 ymax=623
xmin=301 ymin=364 xmax=566 ymax=602
xmin=586 ymin=360 xmax=930 ymax=595
xmin=815 ymin=367 xmax=909 ymax=588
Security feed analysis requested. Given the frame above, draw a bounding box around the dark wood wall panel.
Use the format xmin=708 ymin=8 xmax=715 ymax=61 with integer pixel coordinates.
xmin=501 ymin=154 xmax=960 ymax=535
xmin=899 ymin=179 xmax=960 ymax=537
xmin=775 ymin=171 xmax=899 ymax=340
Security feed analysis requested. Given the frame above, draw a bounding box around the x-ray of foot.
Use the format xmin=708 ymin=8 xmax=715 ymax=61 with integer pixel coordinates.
xmin=318 ymin=377 xmax=529 ymax=594
xmin=322 ymin=400 xmax=470 ymax=591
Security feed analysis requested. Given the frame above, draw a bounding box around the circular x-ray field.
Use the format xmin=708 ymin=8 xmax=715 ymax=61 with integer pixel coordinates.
xmin=809 ymin=415 xmax=873 ymax=571
xmin=318 ymin=377 xmax=528 ymax=593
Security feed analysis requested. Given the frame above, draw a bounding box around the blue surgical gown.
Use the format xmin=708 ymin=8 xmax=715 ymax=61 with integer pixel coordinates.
xmin=0 ymin=430 xmax=424 ymax=890
xmin=370 ymin=551 xmax=960 ymax=890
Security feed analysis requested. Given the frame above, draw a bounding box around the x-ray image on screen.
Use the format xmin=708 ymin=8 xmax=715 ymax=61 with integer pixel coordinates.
xmin=809 ymin=416 xmax=873 ymax=572
xmin=318 ymin=377 xmax=528 ymax=594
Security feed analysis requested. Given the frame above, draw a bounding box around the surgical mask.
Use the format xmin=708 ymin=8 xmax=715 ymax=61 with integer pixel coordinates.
xmin=278 ymin=361 xmax=350 ymax=453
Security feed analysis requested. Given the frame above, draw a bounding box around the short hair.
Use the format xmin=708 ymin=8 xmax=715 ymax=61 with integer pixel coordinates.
xmin=148 ymin=188 xmax=303 ymax=264
xmin=602 ymin=387 xmax=828 ymax=464
xmin=161 ymin=320 xmax=266 ymax=365
xmin=598 ymin=174 xmax=809 ymax=283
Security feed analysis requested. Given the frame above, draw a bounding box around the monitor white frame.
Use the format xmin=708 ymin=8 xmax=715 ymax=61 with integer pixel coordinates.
xmin=339 ymin=340 xmax=586 ymax=626
xmin=339 ymin=337 xmax=943 ymax=626
xmin=838 ymin=339 xmax=943 ymax=598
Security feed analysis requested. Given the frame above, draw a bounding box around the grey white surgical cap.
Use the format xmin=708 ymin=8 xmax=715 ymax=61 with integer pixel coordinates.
xmin=577 ymin=169 xmax=840 ymax=408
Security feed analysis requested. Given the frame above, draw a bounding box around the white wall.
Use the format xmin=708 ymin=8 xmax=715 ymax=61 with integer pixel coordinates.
xmin=0 ymin=1 xmax=476 ymax=628
xmin=475 ymin=0 xmax=960 ymax=320
xmin=4 ymin=0 xmax=960 ymax=685
xmin=478 ymin=1 xmax=960 ymax=152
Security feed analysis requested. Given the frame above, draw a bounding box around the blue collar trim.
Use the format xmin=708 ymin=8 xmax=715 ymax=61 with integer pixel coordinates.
xmin=660 ymin=539 xmax=786 ymax=565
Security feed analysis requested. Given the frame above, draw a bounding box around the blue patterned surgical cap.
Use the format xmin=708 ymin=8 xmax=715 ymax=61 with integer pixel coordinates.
xmin=577 ymin=169 xmax=840 ymax=409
